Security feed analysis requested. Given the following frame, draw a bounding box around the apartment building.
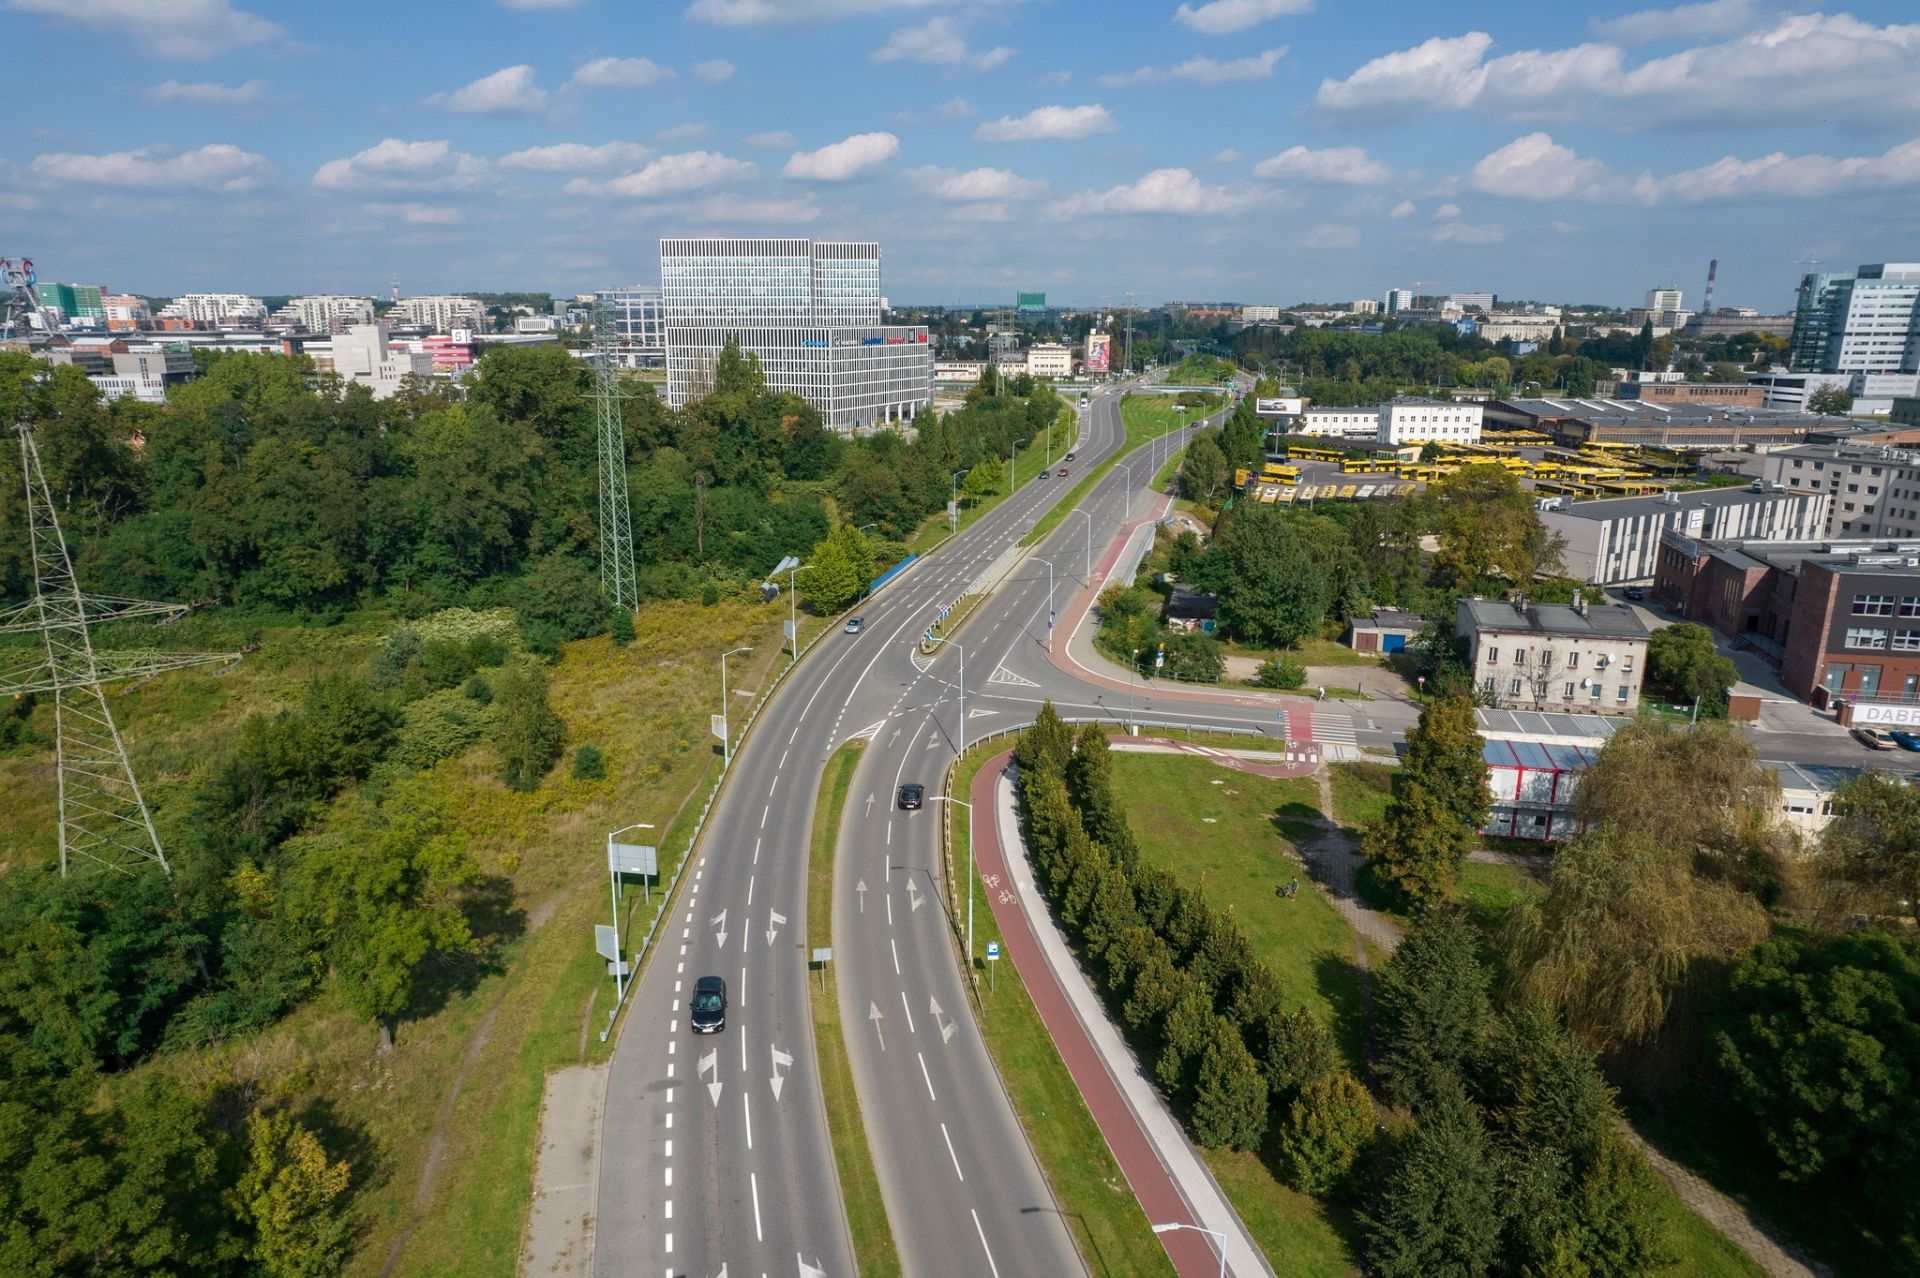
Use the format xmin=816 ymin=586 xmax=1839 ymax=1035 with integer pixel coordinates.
xmin=156 ymin=293 xmax=267 ymax=327
xmin=270 ymin=295 xmax=375 ymax=332
xmin=1457 ymin=594 xmax=1651 ymax=715
xmin=1541 ymin=487 xmax=1832 ymax=585
xmin=391 ymin=295 xmax=484 ymax=332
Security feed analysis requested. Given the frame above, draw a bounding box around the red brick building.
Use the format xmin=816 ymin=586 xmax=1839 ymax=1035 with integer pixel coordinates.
xmin=1654 ymin=532 xmax=1920 ymax=702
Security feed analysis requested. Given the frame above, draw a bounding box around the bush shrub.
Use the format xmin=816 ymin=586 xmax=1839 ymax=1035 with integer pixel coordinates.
xmin=572 ymin=744 xmax=607 ymax=780
xmin=1274 ymin=1071 xmax=1375 ymax=1195
xmin=1257 ymin=657 xmax=1307 ymax=690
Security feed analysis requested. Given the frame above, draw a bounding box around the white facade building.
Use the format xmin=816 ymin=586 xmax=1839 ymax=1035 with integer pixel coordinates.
xmin=391 ymin=295 xmax=484 ymax=332
xmin=271 ymin=295 xmax=375 ymax=332
xmin=1449 ymin=292 xmax=1495 ymax=312
xmin=1026 ymin=342 xmax=1073 ymax=379
xmin=1350 ymin=298 xmax=1381 ymax=315
xmin=1541 ymin=488 xmax=1833 ymax=585
xmin=660 ymin=237 xmax=932 ymax=430
xmin=595 ymin=286 xmax=664 ymax=367
xmin=1475 ymin=315 xmax=1563 ymax=343
xmin=1459 ymin=596 xmax=1651 ymax=716
xmin=1241 ymin=304 xmax=1282 ymax=322
xmin=1295 ymin=407 xmax=1383 ymax=440
xmin=1644 ymin=287 xmax=1684 ymax=313
xmin=328 ymin=324 xmax=434 ymax=399
xmin=1380 ymin=398 xmax=1483 ymax=445
xmin=156 ymin=293 xmax=267 ymax=326
xmin=1764 ymin=441 xmax=1920 ymax=539
xmin=1791 ymin=263 xmax=1920 ymax=376
xmin=1384 ymin=288 xmax=1414 ymax=314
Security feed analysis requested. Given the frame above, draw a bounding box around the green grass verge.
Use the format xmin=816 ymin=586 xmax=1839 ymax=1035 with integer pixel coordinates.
xmin=1326 ymin=761 xmax=1394 ymax=833
xmin=806 ymin=742 xmax=902 ymax=1277
xmin=907 ymin=406 xmax=1077 ymax=556
xmin=1221 ymin=636 xmax=1387 ymax=669
xmin=950 ymin=743 xmax=1178 ymax=1278
xmin=1022 ymin=395 xmax=1200 ymax=548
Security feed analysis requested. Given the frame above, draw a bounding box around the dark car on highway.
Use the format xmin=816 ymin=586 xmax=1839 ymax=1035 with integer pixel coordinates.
xmin=1057 ymin=467 xmax=1069 ymax=477
xmin=897 ymin=783 xmax=924 ymax=810
xmin=690 ymin=975 xmax=727 ymax=1034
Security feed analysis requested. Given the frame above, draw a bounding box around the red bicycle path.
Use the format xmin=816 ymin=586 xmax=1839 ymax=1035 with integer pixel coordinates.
xmin=969 ymin=747 xmax=1227 ymax=1278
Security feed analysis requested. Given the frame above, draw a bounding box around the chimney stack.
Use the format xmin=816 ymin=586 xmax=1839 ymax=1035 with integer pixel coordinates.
xmin=1573 ymin=589 xmax=1586 ymax=616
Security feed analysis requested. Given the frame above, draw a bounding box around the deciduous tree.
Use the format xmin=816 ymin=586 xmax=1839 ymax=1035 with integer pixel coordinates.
xmin=1428 ymin=464 xmax=1565 ymax=588
xmin=1274 ymin=1070 xmax=1374 ymax=1195
xmin=235 ymin=1109 xmax=352 ymax=1278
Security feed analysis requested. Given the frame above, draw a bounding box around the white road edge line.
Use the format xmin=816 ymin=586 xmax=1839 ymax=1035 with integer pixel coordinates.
xmin=971 ymin=1208 xmax=1002 ymax=1278
xmin=941 ymin=1121 xmax=965 ymax=1181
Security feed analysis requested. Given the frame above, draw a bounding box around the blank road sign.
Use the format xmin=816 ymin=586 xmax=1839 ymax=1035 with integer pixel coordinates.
xmin=594 ymin=924 xmax=620 ymax=962
xmin=609 ymin=841 xmax=658 ymax=876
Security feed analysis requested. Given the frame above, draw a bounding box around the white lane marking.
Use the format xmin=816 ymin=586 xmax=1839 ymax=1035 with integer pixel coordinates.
xmin=668 ymin=1040 xmax=676 ymax=1054
xmin=674 ymin=980 xmax=681 ymax=993
xmin=750 ymin=1171 xmax=764 ymax=1242
xmin=665 ymin=1139 xmax=672 ymax=1157
xmin=886 ymin=893 xmax=893 ymax=925
xmin=918 ymin=1051 xmax=937 ymax=1102
xmin=760 ymin=806 xmax=769 ymax=828
xmin=665 ymin=1167 xmax=672 ymax=1186
xmin=941 ymin=1121 xmax=965 ymax=1181
xmin=971 ymin=1211 xmax=1002 ymax=1276
xmin=900 ymin=991 xmax=916 ymax=1034
xmin=779 ymin=749 xmax=788 ymax=768
xmin=768 ymin=775 xmax=778 ymax=796
xmin=664 ymin=1230 xmax=671 ymax=1253
xmin=665 ymin=1112 xmax=672 ymax=1128
xmin=676 ymin=961 xmax=683 ymax=974
xmin=747 ymin=874 xmax=755 ymax=905
xmin=744 ymin=1092 xmax=754 ymax=1150
xmin=679 ymin=944 xmax=686 ymax=956
xmin=753 ymin=836 xmax=761 ymax=864
xmin=667 ymin=1061 xmax=675 ymax=1076
xmin=664 ymin=1199 xmax=672 ymax=1219
xmin=890 ymin=937 xmax=900 ymax=975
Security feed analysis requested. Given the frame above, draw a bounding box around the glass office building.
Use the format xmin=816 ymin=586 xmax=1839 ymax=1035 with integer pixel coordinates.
xmin=660 ymin=238 xmax=931 ymax=430
xmin=594 ymin=286 xmax=666 ymax=368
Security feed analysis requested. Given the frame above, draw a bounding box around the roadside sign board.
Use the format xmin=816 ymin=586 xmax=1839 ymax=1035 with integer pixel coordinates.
xmin=711 ymin=713 xmax=727 ymax=742
xmin=811 ymin=947 xmax=832 ymax=964
xmin=784 ymin=620 xmax=797 ymax=641
xmin=986 ymin=941 xmax=1001 ymax=961
xmin=594 ymin=924 xmax=620 ymax=962
xmin=608 ymin=841 xmax=658 ymax=876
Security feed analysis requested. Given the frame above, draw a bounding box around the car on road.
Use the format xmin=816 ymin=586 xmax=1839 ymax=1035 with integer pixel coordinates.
xmin=1853 ymin=725 xmax=1897 ymax=750
xmin=1892 ymin=730 xmax=1920 ymax=753
xmin=1057 ymin=467 xmax=1069 ymax=477
xmin=1623 ymin=586 xmax=1645 ymax=601
xmin=897 ymin=783 xmax=924 ymax=810
xmin=1065 ymin=451 xmax=1076 ymax=462
xmin=844 ymin=616 xmax=863 ymax=634
xmin=690 ymin=975 xmax=727 ymax=1034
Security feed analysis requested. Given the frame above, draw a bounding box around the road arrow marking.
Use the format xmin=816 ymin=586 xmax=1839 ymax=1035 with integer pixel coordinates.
xmin=925 ymin=734 xmax=939 ymax=749
xmin=799 ymin=1257 xmax=827 ymax=1278
xmin=868 ymin=1002 xmax=886 ymax=1052
xmin=770 ymin=1044 xmax=793 ymax=1101
xmin=907 ymin=879 xmax=925 ymax=912
xmin=864 ymin=793 xmax=876 ymax=817
xmin=710 ymin=909 xmax=728 ymax=949
xmin=698 ymin=1049 xmax=721 ymax=1107
xmin=766 ymin=910 xmax=786 ymax=947
xmin=930 ymin=995 xmax=956 ymax=1044
xmin=856 ymin=879 xmax=868 ymax=913
xmin=968 ymin=707 xmax=998 ymax=718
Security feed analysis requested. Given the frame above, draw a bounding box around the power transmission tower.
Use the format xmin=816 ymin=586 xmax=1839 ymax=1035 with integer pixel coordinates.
xmin=3 ymin=407 xmax=238 ymax=875
xmin=592 ymin=293 xmax=637 ymax=610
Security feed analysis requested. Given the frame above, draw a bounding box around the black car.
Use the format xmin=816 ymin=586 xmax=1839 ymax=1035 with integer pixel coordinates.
xmin=690 ymin=975 xmax=727 ymax=1033
xmin=897 ymin=783 xmax=925 ymax=810
xmin=1065 ymin=451 xmax=1076 ymax=462
xmin=1623 ymin=586 xmax=1646 ymax=601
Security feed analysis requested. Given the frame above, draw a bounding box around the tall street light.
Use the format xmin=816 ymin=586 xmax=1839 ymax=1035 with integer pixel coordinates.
xmin=921 ymin=635 xmax=968 ymax=960
xmin=950 ymin=468 xmax=969 ymax=534
xmin=606 ymin=821 xmax=655 ymax=1005
xmin=786 ymin=560 xmax=808 ymax=663
xmin=1031 ymin=555 xmax=1057 ymax=653
xmin=719 ymin=646 xmax=751 ymax=766
xmin=1150 ymin=1222 xmax=1226 ymax=1278
xmin=926 ymin=795 xmax=975 ymax=976
xmin=1009 ymin=440 xmax=1020 ymax=496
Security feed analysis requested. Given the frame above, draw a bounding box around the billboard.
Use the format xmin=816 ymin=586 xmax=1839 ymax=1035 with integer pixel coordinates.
xmin=1085 ymin=331 xmax=1111 ymax=374
xmin=1017 ymin=291 xmax=1046 ymax=315
xmin=1851 ymin=701 xmax=1920 ymax=727
xmin=1254 ymin=396 xmax=1304 ymax=417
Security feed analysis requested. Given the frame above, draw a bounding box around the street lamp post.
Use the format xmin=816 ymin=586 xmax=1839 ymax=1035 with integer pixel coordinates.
xmin=1009 ymin=440 xmax=1020 ymax=496
xmin=1130 ymin=646 xmax=1139 ymax=732
xmin=606 ymin=821 xmax=655 ymax=1005
xmin=1150 ymin=1222 xmax=1227 ymax=1278
xmin=1031 ymin=555 xmax=1056 ymax=652
xmin=926 ymin=795 xmax=975 ymax=977
xmin=1120 ymin=461 xmax=1135 ymax=520
xmin=786 ymin=561 xmax=807 ymax=663
xmin=950 ymin=469 xmax=969 ymax=534
xmin=719 ymin=646 xmax=751 ymax=766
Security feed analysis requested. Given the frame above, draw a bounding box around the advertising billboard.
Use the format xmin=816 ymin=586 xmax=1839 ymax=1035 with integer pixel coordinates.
xmin=1254 ymin=396 xmax=1304 ymax=417
xmin=1851 ymin=701 xmax=1920 ymax=727
xmin=1085 ymin=331 xmax=1110 ymax=374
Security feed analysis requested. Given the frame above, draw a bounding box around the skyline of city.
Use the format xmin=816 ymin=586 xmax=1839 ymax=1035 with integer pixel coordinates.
xmin=4 ymin=0 xmax=1918 ymax=305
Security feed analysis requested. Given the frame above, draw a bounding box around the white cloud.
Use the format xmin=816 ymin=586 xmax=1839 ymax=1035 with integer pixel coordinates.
xmin=693 ymin=59 xmax=737 ymax=82
xmin=874 ymin=16 xmax=1012 ymax=70
xmin=1212 ymin=148 xmax=1240 ymax=163
xmin=1432 ymin=221 xmax=1505 ymax=244
xmin=430 ymin=65 xmax=548 ymax=115
xmin=1433 ymin=202 xmax=1462 ymax=219
xmin=365 ymin=202 xmax=465 ymax=224
xmin=694 ymin=195 xmax=822 ymax=222
xmin=1102 ymin=47 xmax=1285 ymax=87
xmin=975 ymin=103 xmax=1116 ymax=142
xmin=1317 ymin=16 xmax=1920 ymax=126
xmin=1591 ymin=0 xmax=1761 ymax=44
xmin=576 ymin=150 xmax=758 ymax=198
xmin=1252 ymin=144 xmax=1391 ymax=185
xmin=1389 ymin=199 xmax=1416 ymax=218
xmin=1302 ymin=223 xmax=1358 ymax=249
xmin=1049 ymin=167 xmax=1253 ymax=216
xmin=31 ymin=143 xmax=268 ymax=191
xmin=934 ymin=95 xmax=976 ymax=120
xmin=143 ymin=78 xmax=269 ymax=106
xmin=312 ymin=138 xmax=491 ymax=191
xmin=1468 ymin=130 xmax=1920 ymax=205
xmin=909 ymin=165 xmax=1045 ymax=199
xmin=1173 ymin=0 xmax=1313 ymax=37
xmin=500 ymin=141 xmax=650 ymax=172
xmin=1470 ymin=132 xmax=1618 ymax=201
xmin=7 ymin=0 xmax=281 ymax=60
xmin=746 ymin=130 xmax=799 ymax=149
xmin=948 ymin=202 xmax=1011 ymax=222
xmin=784 ymin=131 xmax=901 ymax=180
xmin=569 ymin=57 xmax=675 ymax=90
xmin=688 ymin=0 xmax=973 ymax=26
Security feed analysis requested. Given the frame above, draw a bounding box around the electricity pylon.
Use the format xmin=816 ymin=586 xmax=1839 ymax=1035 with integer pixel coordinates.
xmin=592 ymin=293 xmax=637 ymax=609
xmin=2 ymin=412 xmax=237 ymax=875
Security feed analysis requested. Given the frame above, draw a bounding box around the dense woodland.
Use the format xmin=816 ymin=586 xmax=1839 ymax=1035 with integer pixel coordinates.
xmin=0 ymin=343 xmax=1062 ymax=1274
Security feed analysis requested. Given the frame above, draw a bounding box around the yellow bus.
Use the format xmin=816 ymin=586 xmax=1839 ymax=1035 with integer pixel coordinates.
xmin=1286 ymin=445 xmax=1345 ymax=464
xmin=1260 ymin=462 xmax=1302 ymax=486
xmin=1340 ymin=456 xmax=1394 ymax=474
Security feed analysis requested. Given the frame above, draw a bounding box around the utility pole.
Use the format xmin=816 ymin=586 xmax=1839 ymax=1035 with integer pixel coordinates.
xmin=592 ymin=293 xmax=637 ymax=609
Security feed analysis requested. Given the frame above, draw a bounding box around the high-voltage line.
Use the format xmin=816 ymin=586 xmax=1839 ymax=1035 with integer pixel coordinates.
xmin=593 ymin=293 xmax=637 ymax=610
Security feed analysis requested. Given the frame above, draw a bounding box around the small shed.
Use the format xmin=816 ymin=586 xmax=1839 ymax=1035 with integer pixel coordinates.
xmin=1163 ymin=585 xmax=1218 ymax=634
xmin=1347 ymin=607 xmax=1424 ymax=655
xmin=1481 ymin=736 xmax=1600 ymax=842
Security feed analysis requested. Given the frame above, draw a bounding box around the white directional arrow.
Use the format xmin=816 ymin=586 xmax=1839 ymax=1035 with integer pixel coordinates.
xmin=766 ymin=910 xmax=786 ymax=947
xmin=968 ymin=707 xmax=999 ymax=718
xmin=710 ymin=909 xmax=728 ymax=949
xmin=907 ymin=879 xmax=925 ymax=912
xmin=713 ymin=1266 xmax=728 ymax=1278
xmin=799 ymin=1256 xmax=828 ymax=1278
xmin=929 ymin=995 xmax=956 ymax=1044
xmin=864 ymin=793 xmax=876 ymax=817
xmin=698 ymin=1048 xmax=722 ymax=1107
xmin=770 ymin=1044 xmax=794 ymax=1101
xmin=924 ymin=734 xmax=940 ymax=750
xmin=856 ymin=880 xmax=868 ymax=914
xmin=868 ymin=1002 xmax=886 ymax=1052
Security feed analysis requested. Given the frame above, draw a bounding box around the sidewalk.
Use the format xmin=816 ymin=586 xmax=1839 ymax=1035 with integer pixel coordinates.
xmin=971 ymin=751 xmax=1276 ymax=1278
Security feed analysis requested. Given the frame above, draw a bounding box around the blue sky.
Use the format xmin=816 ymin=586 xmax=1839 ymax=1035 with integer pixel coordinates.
xmin=4 ymin=0 xmax=1918 ymax=309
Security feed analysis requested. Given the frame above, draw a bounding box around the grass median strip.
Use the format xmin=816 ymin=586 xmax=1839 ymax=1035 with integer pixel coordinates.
xmin=1023 ymin=394 xmax=1207 ymax=548
xmin=807 ymin=741 xmax=902 ymax=1278
xmin=950 ymin=743 xmax=1177 ymax=1278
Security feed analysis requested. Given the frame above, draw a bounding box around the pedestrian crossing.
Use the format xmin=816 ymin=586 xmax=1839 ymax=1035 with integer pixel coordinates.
xmin=1281 ymin=704 xmax=1357 ymax=746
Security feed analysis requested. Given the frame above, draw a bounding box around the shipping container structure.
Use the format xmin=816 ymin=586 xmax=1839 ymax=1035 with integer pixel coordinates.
xmin=1481 ymin=736 xmax=1599 ymax=842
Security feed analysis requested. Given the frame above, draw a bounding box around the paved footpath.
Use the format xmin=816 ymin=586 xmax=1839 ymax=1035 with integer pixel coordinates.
xmin=971 ymin=750 xmax=1275 ymax=1278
